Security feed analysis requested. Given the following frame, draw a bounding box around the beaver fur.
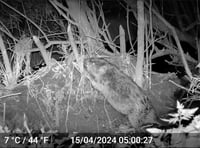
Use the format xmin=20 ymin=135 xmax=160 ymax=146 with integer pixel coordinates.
xmin=83 ymin=57 xmax=158 ymax=129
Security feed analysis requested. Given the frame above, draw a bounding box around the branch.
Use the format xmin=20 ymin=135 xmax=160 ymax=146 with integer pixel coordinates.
xmin=135 ymin=0 xmax=145 ymax=87
xmin=0 ymin=35 xmax=12 ymax=77
xmin=67 ymin=25 xmax=79 ymax=61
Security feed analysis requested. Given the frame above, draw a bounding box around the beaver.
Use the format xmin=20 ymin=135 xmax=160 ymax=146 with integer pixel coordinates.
xmin=83 ymin=57 xmax=158 ymax=129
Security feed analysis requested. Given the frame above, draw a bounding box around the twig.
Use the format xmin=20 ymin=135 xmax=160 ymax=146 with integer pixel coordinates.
xmin=0 ymin=92 xmax=21 ymax=99
xmin=126 ymin=7 xmax=134 ymax=51
xmin=0 ymin=35 xmax=13 ymax=85
xmin=169 ymin=80 xmax=191 ymax=92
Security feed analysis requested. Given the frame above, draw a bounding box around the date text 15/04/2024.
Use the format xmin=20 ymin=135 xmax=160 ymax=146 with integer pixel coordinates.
xmin=71 ymin=135 xmax=153 ymax=145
